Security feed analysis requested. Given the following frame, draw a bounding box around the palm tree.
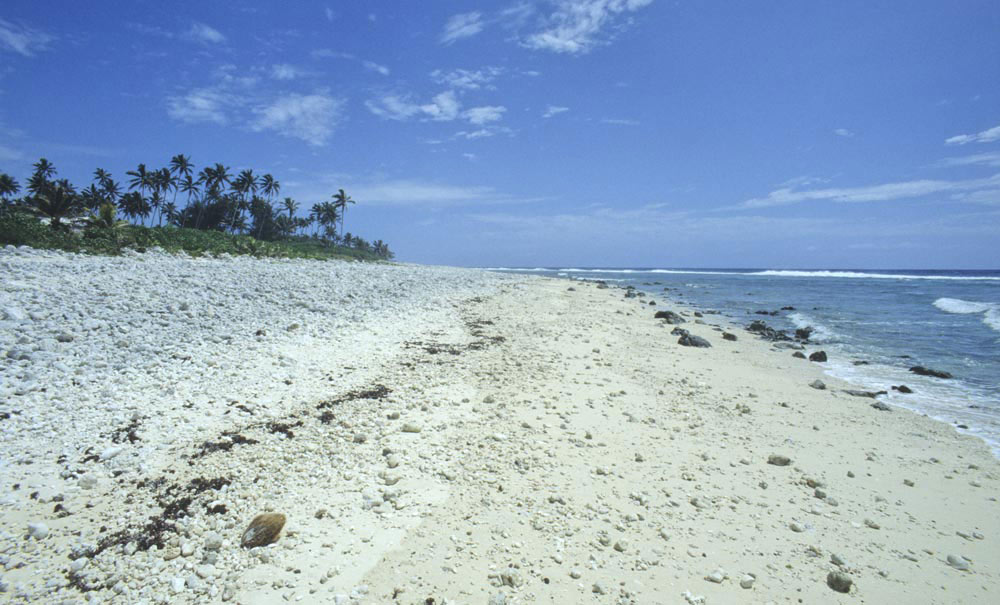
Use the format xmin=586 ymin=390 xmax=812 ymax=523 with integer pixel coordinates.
xmin=126 ymin=163 xmax=151 ymax=197
xmin=332 ymin=189 xmax=355 ymax=239
xmin=80 ymin=184 xmax=105 ymax=212
xmin=282 ymin=197 xmax=298 ymax=219
xmin=94 ymin=168 xmax=112 ymax=189
xmin=260 ymin=173 xmax=279 ymax=202
xmin=0 ymin=173 xmax=20 ymax=205
xmin=229 ymin=169 xmax=256 ymax=233
xmin=102 ymin=178 xmax=122 ymax=205
xmin=31 ymin=180 xmax=83 ymax=229
xmin=169 ymin=154 xmax=193 ymax=181
xmin=28 ymin=158 xmax=56 ymax=195
xmin=118 ymin=191 xmax=150 ymax=225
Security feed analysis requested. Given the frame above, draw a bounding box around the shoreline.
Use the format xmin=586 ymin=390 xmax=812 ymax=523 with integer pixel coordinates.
xmin=1 ymin=250 xmax=998 ymax=602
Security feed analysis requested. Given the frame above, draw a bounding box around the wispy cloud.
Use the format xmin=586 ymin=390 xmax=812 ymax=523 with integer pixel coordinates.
xmin=430 ymin=67 xmax=502 ymax=90
xmin=946 ymin=123 xmax=1000 ymax=145
xmin=270 ymin=64 xmax=303 ymax=80
xmin=543 ymin=105 xmax=570 ymax=118
xmin=345 ymin=179 xmax=536 ymax=206
xmin=441 ymin=12 xmax=485 ymax=44
xmin=362 ymin=60 xmax=390 ymax=76
xmin=0 ymin=17 xmax=53 ymax=56
xmin=251 ymin=93 xmax=345 ymax=146
xmin=740 ymin=173 xmax=1000 ymax=209
xmin=602 ymin=117 xmax=639 ymax=126
xmin=833 ymin=128 xmax=854 ymax=137
xmin=0 ymin=143 xmax=23 ymax=161
xmin=522 ymin=0 xmax=654 ymax=54
xmin=454 ymin=126 xmax=514 ymax=140
xmin=312 ymin=50 xmax=389 ymax=75
xmin=937 ymin=152 xmax=1000 ymax=168
xmin=325 ymin=7 xmax=335 ymax=22
xmin=167 ymin=89 xmax=235 ymax=125
xmin=367 ymin=91 xmax=507 ymax=127
xmin=186 ymin=22 xmax=226 ymax=44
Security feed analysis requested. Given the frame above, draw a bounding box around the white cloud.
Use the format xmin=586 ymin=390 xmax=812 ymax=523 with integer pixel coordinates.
xmin=463 ymin=153 xmax=477 ymax=160
xmin=252 ymin=93 xmax=345 ymax=146
xmin=946 ymin=124 xmax=1000 ymax=145
xmin=951 ymin=189 xmax=1000 ymax=206
xmin=348 ymin=180 xmax=516 ymax=206
xmin=187 ymin=22 xmax=226 ymax=44
xmin=441 ymin=12 xmax=485 ymax=44
xmin=454 ymin=126 xmax=513 ymax=140
xmin=833 ymin=128 xmax=854 ymax=137
xmin=543 ymin=105 xmax=570 ymax=118
xmin=430 ymin=67 xmax=502 ymax=90
xmin=522 ymin=0 xmax=653 ymax=54
xmin=0 ymin=143 xmax=23 ymax=161
xmin=464 ymin=105 xmax=507 ymax=125
xmin=167 ymin=89 xmax=234 ymax=124
xmin=0 ymin=17 xmax=53 ymax=56
xmin=270 ymin=64 xmax=302 ymax=80
xmin=362 ymin=60 xmax=390 ymax=76
xmin=325 ymin=7 xmax=335 ymax=22
xmin=367 ymin=91 xmax=507 ymax=126
xmin=741 ymin=173 xmax=1000 ymax=209
xmin=938 ymin=152 xmax=1000 ymax=168
xmin=602 ymin=117 xmax=639 ymax=126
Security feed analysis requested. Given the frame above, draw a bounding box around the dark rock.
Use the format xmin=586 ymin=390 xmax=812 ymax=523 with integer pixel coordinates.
xmin=746 ymin=320 xmax=791 ymax=342
xmin=827 ymin=571 xmax=853 ymax=593
xmin=648 ymin=301 xmax=656 ymax=305
xmin=781 ymin=306 xmax=796 ymax=311
xmin=624 ymin=290 xmax=637 ymax=298
xmin=795 ymin=327 xmax=814 ymax=341
xmin=654 ymin=310 xmax=686 ymax=324
xmin=566 ymin=287 xmax=576 ymax=291
xmin=767 ymin=454 xmax=791 ymax=466
xmin=909 ymin=366 xmax=953 ymax=379
xmin=808 ymin=351 xmax=827 ymax=363
xmin=678 ymin=334 xmax=712 ymax=348
xmin=693 ymin=311 xmax=703 ymax=318
xmin=843 ymin=389 xmax=888 ymax=399
xmin=809 ymin=380 xmax=826 ymax=390
xmin=671 ymin=327 xmax=689 ymax=337
xmin=755 ymin=310 xmax=779 ymax=316
xmin=891 ymin=385 xmax=913 ymax=394
xmin=871 ymin=401 xmax=892 ymax=411
xmin=852 ymin=360 xmax=870 ymax=366
xmin=792 ymin=352 xmax=806 ymax=359
xmin=241 ymin=513 xmax=286 ymax=548
xmin=722 ymin=332 xmax=737 ymax=341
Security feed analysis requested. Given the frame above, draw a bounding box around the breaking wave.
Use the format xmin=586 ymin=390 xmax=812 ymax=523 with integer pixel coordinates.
xmin=934 ymin=298 xmax=1000 ymax=333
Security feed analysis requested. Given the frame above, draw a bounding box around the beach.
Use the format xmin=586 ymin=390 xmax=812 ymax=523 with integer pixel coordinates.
xmin=2 ymin=249 xmax=999 ymax=604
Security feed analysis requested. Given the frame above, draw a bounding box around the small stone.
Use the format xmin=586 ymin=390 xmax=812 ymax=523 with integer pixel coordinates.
xmin=100 ymin=446 xmax=124 ymax=461
xmin=814 ymin=488 xmax=827 ymax=499
xmin=241 ymin=513 xmax=286 ymax=548
xmin=809 ymin=351 xmax=828 ymax=362
xmin=56 ymin=332 xmax=74 ymax=343
xmin=864 ymin=518 xmax=881 ymax=530
xmin=180 ymin=542 xmax=195 ymax=557
xmin=592 ymin=581 xmax=608 ymax=594
xmin=809 ymin=379 xmax=826 ymax=390
xmin=203 ymin=532 xmax=223 ymax=551
xmin=831 ymin=553 xmax=847 ymax=567
xmin=705 ymin=569 xmax=726 ymax=583
xmin=569 ymin=568 xmax=582 ymax=579
xmin=789 ymin=522 xmax=805 ymax=533
xmin=27 ymin=522 xmax=49 ymax=540
xmin=170 ymin=577 xmax=186 ymax=593
xmin=739 ymin=574 xmax=755 ymax=589
xmin=946 ymin=554 xmax=970 ymax=571
xmin=78 ymin=475 xmax=98 ymax=489
xmin=613 ymin=540 xmax=629 ymax=553
xmin=903 ymin=479 xmax=914 ymax=487
xmin=767 ymin=454 xmax=791 ymax=466
xmin=352 ymin=433 xmax=367 ymax=443
xmin=826 ymin=571 xmax=853 ymax=593
xmin=401 ymin=423 xmax=421 ymax=433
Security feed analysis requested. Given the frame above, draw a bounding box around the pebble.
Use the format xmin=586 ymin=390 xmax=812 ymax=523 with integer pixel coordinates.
xmin=242 ymin=513 xmax=287 ymax=548
xmin=705 ymin=569 xmax=726 ymax=583
xmin=946 ymin=554 xmax=971 ymax=571
xmin=809 ymin=379 xmax=826 ymax=390
xmin=180 ymin=542 xmax=195 ymax=557
xmin=27 ymin=522 xmax=49 ymax=540
xmin=569 ymin=568 xmax=582 ymax=579
xmin=204 ymin=532 xmax=223 ymax=551
xmin=767 ymin=454 xmax=791 ymax=466
xmin=789 ymin=522 xmax=805 ymax=533
xmin=100 ymin=446 xmax=124 ymax=461
xmin=592 ymin=581 xmax=608 ymax=594
xmin=401 ymin=422 xmax=422 ymax=433
xmin=740 ymin=574 xmax=755 ymax=589
xmin=826 ymin=571 xmax=853 ymax=593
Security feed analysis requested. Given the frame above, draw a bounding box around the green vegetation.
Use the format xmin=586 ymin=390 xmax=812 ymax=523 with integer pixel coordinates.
xmin=0 ymin=156 xmax=393 ymax=261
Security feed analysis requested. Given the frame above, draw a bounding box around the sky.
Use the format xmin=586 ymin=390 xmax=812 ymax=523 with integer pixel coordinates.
xmin=1 ymin=0 xmax=999 ymax=269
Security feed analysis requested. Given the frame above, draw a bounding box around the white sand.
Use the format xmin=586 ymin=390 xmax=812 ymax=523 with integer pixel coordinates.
xmin=1 ymin=250 xmax=998 ymax=604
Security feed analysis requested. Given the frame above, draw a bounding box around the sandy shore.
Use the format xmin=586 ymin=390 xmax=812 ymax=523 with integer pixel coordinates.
xmin=1 ymin=251 xmax=998 ymax=604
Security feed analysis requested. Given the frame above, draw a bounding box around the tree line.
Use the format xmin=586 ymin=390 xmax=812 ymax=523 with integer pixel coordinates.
xmin=0 ymin=156 xmax=392 ymax=259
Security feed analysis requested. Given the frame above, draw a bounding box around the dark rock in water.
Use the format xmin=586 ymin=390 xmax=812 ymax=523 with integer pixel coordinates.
xmin=809 ymin=351 xmax=828 ymax=363
xmin=871 ymin=401 xmax=892 ymax=411
xmin=792 ymin=352 xmax=806 ymax=359
xmin=671 ymin=327 xmax=689 ymax=337
xmin=795 ymin=327 xmax=814 ymax=341
xmin=722 ymin=332 xmax=737 ymax=341
xmin=746 ymin=320 xmax=791 ymax=341
xmin=624 ymin=290 xmax=637 ymax=298
xmin=654 ymin=310 xmax=686 ymax=324
xmin=755 ymin=310 xmax=780 ymax=316
xmin=892 ymin=385 xmax=913 ymax=394
xmin=957 ymin=423 xmax=969 ymax=429
xmin=694 ymin=311 xmax=703 ymax=318
xmin=909 ymin=366 xmax=953 ymax=379
xmin=827 ymin=571 xmax=853 ymax=593
xmin=648 ymin=301 xmax=656 ymax=305
xmin=678 ymin=334 xmax=712 ymax=348
xmin=852 ymin=360 xmax=870 ymax=366
xmin=781 ymin=306 xmax=796 ymax=311
xmin=843 ymin=389 xmax=888 ymax=398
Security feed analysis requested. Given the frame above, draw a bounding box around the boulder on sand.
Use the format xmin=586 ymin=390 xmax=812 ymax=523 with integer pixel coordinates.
xmin=678 ymin=334 xmax=711 ymax=348
xmin=654 ymin=310 xmax=686 ymax=324
xmin=809 ymin=351 xmax=827 ymax=362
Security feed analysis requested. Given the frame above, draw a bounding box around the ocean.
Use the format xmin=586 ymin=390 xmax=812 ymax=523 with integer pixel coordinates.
xmin=487 ymin=267 xmax=1000 ymax=454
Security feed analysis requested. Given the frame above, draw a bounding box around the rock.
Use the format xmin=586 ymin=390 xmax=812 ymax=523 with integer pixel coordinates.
xmin=809 ymin=351 xmax=827 ymax=362
xmin=789 ymin=521 xmax=806 ymax=533
xmin=809 ymin=380 xmax=826 ymax=390
xmin=795 ymin=326 xmax=814 ymax=341
xmin=946 ymin=554 xmax=970 ymax=571
xmin=569 ymin=568 xmax=582 ymax=579
xmin=871 ymin=401 xmax=892 ymax=411
xmin=56 ymin=332 xmax=75 ymax=343
xmin=909 ymin=366 xmax=952 ymax=379
xmin=170 ymin=577 xmax=186 ymax=593
xmin=203 ymin=532 xmax=223 ymax=551
xmin=613 ymin=540 xmax=629 ymax=552
xmin=27 ymin=522 xmax=49 ymax=540
xmin=678 ymin=334 xmax=712 ymax=348
xmin=842 ymin=389 xmax=887 ymax=398
xmin=793 ymin=351 xmax=806 ymax=359
xmin=592 ymin=581 xmax=608 ymax=594
xmin=767 ymin=454 xmax=791 ymax=466
xmin=78 ymin=475 xmax=98 ymax=489
xmin=352 ymin=433 xmax=367 ymax=443
xmin=100 ymin=446 xmax=124 ymax=461
xmin=386 ymin=454 xmax=400 ymax=468
xmin=241 ymin=513 xmax=286 ymax=548
xmin=722 ymin=332 xmax=737 ymax=341
xmin=827 ymin=571 xmax=853 ymax=593
xmin=671 ymin=327 xmax=689 ymax=337
xmin=654 ymin=310 xmax=686 ymax=324
xmin=831 ymin=553 xmax=848 ymax=567
xmin=180 ymin=542 xmax=195 ymax=557
xmin=705 ymin=569 xmax=726 ymax=583
xmin=740 ymin=574 xmax=755 ymax=589
xmin=746 ymin=320 xmax=791 ymax=341
xmin=903 ymin=479 xmax=915 ymax=487
xmin=488 ymin=592 xmax=507 ymax=605
xmin=892 ymin=385 xmax=913 ymax=393
xmin=401 ymin=423 xmax=422 ymax=433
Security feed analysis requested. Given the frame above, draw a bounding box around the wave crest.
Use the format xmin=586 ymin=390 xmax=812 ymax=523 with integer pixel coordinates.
xmin=934 ymin=298 xmax=1000 ymax=333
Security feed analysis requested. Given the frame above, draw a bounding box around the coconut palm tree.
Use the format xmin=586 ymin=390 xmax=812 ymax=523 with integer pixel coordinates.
xmin=332 ymin=189 xmax=355 ymax=239
xmin=260 ymin=173 xmax=279 ymax=202
xmin=118 ymin=191 xmax=150 ymax=225
xmin=0 ymin=173 xmax=20 ymax=205
xmin=102 ymin=178 xmax=121 ymax=205
xmin=169 ymin=154 xmax=193 ymax=181
xmin=28 ymin=158 xmax=56 ymax=195
xmin=126 ymin=164 xmax=151 ymax=197
xmin=282 ymin=197 xmax=298 ymax=219
xmin=31 ymin=180 xmax=83 ymax=229
xmin=80 ymin=184 xmax=105 ymax=212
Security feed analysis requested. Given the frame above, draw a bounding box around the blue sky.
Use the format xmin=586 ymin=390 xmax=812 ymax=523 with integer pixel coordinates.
xmin=1 ymin=1 xmax=999 ymax=268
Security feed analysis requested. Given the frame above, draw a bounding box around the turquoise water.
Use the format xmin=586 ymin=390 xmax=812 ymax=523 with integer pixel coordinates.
xmin=488 ymin=268 xmax=1000 ymax=454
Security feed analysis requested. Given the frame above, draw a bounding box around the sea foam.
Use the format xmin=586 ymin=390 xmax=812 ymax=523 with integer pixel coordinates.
xmin=934 ymin=298 xmax=1000 ymax=333
xmin=787 ymin=312 xmax=839 ymax=343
